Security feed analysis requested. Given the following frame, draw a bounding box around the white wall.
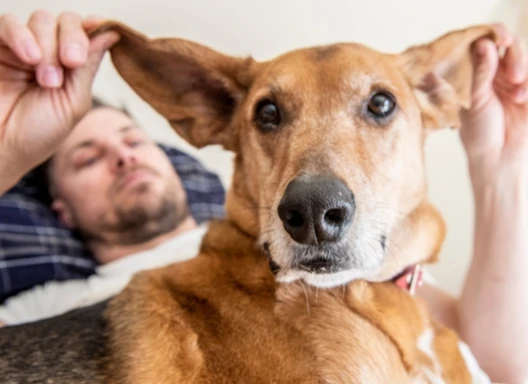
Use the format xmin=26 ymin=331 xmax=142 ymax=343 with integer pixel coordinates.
xmin=7 ymin=0 xmax=522 ymax=295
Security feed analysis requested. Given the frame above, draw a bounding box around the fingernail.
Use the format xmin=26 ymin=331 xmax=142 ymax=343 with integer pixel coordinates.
xmin=41 ymin=66 xmax=63 ymax=87
xmin=24 ymin=42 xmax=41 ymax=61
xmin=63 ymin=44 xmax=84 ymax=63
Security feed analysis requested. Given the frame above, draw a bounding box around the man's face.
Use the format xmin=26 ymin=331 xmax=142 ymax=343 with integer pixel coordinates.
xmin=50 ymin=107 xmax=189 ymax=245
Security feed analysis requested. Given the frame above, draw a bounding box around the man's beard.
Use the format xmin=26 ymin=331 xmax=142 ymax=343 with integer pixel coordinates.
xmin=79 ymin=186 xmax=189 ymax=246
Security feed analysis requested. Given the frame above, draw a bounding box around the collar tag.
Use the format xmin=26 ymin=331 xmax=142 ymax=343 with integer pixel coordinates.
xmin=393 ymin=265 xmax=423 ymax=295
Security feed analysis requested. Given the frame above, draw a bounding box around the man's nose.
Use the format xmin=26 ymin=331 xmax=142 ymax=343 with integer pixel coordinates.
xmin=111 ymin=147 xmax=138 ymax=172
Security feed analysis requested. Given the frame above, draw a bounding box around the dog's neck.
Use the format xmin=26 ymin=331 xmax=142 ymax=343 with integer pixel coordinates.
xmin=224 ymin=183 xmax=262 ymax=239
xmin=201 ymin=219 xmax=262 ymax=257
xmin=370 ymin=200 xmax=446 ymax=282
xmin=200 ymin=219 xmax=277 ymax=294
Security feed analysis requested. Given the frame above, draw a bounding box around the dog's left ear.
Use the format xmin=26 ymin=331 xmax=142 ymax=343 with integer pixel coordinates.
xmin=90 ymin=22 xmax=257 ymax=150
xmin=399 ymin=25 xmax=499 ymax=130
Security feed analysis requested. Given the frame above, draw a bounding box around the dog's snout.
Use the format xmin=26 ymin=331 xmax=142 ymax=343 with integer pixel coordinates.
xmin=278 ymin=176 xmax=355 ymax=245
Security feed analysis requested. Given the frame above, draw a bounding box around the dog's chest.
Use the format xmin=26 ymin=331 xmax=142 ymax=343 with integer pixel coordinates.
xmin=174 ymin=272 xmax=323 ymax=383
xmin=274 ymin=283 xmax=411 ymax=383
xmin=273 ymin=281 xmax=482 ymax=384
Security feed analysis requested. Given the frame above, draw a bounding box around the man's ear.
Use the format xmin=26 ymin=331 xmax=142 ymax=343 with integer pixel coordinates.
xmin=51 ymin=199 xmax=76 ymax=229
xmin=91 ymin=22 xmax=257 ymax=151
xmin=399 ymin=25 xmax=500 ymax=130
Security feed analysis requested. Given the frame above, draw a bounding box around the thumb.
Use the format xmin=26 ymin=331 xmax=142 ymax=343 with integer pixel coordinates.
xmin=67 ymin=31 xmax=120 ymax=98
xmin=469 ymin=38 xmax=499 ymax=106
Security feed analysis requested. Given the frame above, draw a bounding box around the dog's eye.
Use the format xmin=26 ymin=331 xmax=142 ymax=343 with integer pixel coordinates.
xmin=255 ymin=100 xmax=281 ymax=131
xmin=367 ymin=92 xmax=396 ymax=118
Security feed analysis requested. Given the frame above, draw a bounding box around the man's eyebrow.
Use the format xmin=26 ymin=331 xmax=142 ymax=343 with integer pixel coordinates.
xmin=119 ymin=124 xmax=138 ymax=134
xmin=67 ymin=140 xmax=97 ymax=160
xmin=67 ymin=125 xmax=141 ymax=158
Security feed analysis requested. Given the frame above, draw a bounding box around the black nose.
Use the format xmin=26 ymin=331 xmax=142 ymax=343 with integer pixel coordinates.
xmin=277 ymin=176 xmax=355 ymax=245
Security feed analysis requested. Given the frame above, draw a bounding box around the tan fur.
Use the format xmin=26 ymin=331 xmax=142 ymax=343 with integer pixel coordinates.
xmin=107 ymin=221 xmax=322 ymax=384
xmin=89 ymin=22 xmax=501 ymax=383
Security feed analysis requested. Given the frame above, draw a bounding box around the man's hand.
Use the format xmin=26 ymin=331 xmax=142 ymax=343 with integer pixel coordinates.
xmin=0 ymin=11 xmax=118 ymax=189
xmin=457 ymin=24 xmax=528 ymax=383
xmin=460 ymin=24 xmax=528 ymax=189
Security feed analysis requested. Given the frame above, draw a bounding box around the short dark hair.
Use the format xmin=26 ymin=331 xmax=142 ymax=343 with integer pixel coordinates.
xmin=91 ymin=96 xmax=131 ymax=117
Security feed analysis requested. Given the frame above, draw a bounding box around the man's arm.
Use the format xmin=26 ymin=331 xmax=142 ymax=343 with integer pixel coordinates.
xmin=0 ymin=152 xmax=27 ymax=195
xmin=419 ymin=179 xmax=528 ymax=382
xmin=0 ymin=171 xmax=19 ymax=196
xmin=0 ymin=12 xmax=118 ymax=197
xmin=458 ymin=170 xmax=528 ymax=383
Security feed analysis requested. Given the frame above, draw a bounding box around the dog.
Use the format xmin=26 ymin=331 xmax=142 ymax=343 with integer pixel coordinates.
xmin=0 ymin=21 xmax=503 ymax=383
xmin=96 ymin=21 xmax=500 ymax=383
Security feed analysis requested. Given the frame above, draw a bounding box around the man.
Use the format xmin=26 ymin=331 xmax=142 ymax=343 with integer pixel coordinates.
xmin=0 ymin=99 xmax=207 ymax=324
xmin=47 ymin=99 xmax=196 ymax=265
xmin=0 ymin=11 xmax=526 ymax=382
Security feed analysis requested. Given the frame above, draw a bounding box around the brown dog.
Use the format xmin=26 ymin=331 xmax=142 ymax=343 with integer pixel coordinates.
xmin=89 ymin=22 xmax=501 ymax=383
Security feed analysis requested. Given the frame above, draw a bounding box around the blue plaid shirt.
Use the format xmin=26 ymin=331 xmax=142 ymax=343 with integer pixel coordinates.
xmin=0 ymin=144 xmax=225 ymax=303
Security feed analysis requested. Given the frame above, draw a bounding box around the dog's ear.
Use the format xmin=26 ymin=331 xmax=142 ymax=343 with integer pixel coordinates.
xmin=399 ymin=25 xmax=500 ymax=130
xmin=91 ymin=22 xmax=256 ymax=150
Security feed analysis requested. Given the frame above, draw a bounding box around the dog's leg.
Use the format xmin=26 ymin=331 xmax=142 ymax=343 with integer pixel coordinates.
xmin=105 ymin=270 xmax=204 ymax=384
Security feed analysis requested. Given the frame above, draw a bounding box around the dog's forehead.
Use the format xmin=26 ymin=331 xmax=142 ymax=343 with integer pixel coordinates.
xmin=258 ymin=43 xmax=407 ymax=92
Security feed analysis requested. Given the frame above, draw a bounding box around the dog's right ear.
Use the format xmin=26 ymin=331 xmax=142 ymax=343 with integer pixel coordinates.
xmin=91 ymin=22 xmax=256 ymax=150
xmin=399 ymin=25 xmax=503 ymax=130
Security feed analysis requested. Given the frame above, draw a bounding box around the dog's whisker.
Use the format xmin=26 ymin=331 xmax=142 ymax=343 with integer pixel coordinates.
xmin=371 ymin=204 xmax=409 ymax=221
xmin=258 ymin=229 xmax=279 ymax=238
xmin=379 ymin=233 xmax=408 ymax=271
xmin=362 ymin=228 xmax=406 ymax=269
xmin=300 ymin=281 xmax=311 ymax=317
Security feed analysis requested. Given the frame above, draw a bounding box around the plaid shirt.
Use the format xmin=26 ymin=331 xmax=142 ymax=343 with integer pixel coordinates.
xmin=0 ymin=145 xmax=225 ymax=303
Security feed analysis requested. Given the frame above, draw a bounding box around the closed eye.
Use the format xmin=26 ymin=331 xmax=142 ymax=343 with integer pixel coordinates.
xmin=127 ymin=140 xmax=144 ymax=148
xmin=78 ymin=156 xmax=100 ymax=168
xmin=124 ymin=132 xmax=147 ymax=148
xmin=73 ymin=149 xmax=102 ymax=169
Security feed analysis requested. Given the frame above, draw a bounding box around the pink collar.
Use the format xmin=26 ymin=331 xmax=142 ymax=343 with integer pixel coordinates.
xmin=391 ymin=265 xmax=423 ymax=295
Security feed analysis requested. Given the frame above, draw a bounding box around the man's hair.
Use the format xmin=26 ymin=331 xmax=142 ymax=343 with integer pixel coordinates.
xmin=90 ymin=97 xmax=131 ymax=116
xmin=37 ymin=97 xmax=131 ymax=200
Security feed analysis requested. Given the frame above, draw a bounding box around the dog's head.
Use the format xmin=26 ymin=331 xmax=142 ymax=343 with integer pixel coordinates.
xmin=94 ymin=23 xmax=500 ymax=287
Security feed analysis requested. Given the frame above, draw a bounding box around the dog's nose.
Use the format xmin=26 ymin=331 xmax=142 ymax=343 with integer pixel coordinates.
xmin=278 ymin=176 xmax=355 ymax=245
